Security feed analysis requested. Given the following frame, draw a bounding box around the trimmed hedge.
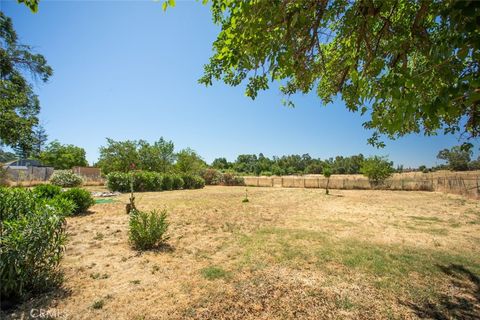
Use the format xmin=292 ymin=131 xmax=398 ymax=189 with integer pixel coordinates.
xmin=182 ymin=174 xmax=205 ymax=189
xmin=106 ymin=172 xmax=130 ymax=192
xmin=106 ymin=171 xmax=203 ymax=192
xmin=172 ymin=174 xmax=184 ymax=190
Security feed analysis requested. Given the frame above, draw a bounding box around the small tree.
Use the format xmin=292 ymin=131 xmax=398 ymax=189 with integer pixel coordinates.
xmin=360 ymin=156 xmax=394 ymax=187
xmin=436 ymin=146 xmax=472 ymax=171
xmin=323 ymin=166 xmax=332 ymax=195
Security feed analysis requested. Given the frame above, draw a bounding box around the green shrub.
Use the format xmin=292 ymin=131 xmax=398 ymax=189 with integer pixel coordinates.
xmin=106 ymin=171 xmax=130 ymax=192
xmin=129 ymin=209 xmax=169 ymax=250
xmin=58 ymin=188 xmax=94 ymax=214
xmin=182 ymin=174 xmax=205 ymax=189
xmin=107 ymin=171 xmax=187 ymax=192
xmin=171 ymin=174 xmax=184 ymax=190
xmin=0 ymin=187 xmax=73 ymax=301
xmin=33 ymin=184 xmax=62 ymax=199
xmin=360 ymin=156 xmax=395 ymax=187
xmin=132 ymin=171 xmax=162 ymax=192
xmin=202 ymin=169 xmax=223 ymax=185
xmin=200 ymin=266 xmax=229 ymax=280
xmin=50 ymin=170 xmax=83 ymax=187
xmin=161 ymin=174 xmax=173 ymax=190
xmin=222 ymin=173 xmax=245 ymax=186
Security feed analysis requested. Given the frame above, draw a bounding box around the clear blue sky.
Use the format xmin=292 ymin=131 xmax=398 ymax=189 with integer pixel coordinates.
xmin=2 ymin=0 xmax=478 ymax=167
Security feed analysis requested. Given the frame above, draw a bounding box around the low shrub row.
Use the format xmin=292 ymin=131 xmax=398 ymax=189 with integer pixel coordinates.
xmin=202 ymin=169 xmax=245 ymax=186
xmin=106 ymin=171 xmax=205 ymax=192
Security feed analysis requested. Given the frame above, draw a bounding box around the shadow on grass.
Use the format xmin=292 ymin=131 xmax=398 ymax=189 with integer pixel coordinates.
xmin=1 ymin=286 xmax=72 ymax=318
xmin=327 ymin=193 xmax=345 ymax=198
xmin=404 ymin=264 xmax=480 ymax=320
xmin=133 ymin=242 xmax=175 ymax=255
xmin=72 ymin=209 xmax=96 ymax=217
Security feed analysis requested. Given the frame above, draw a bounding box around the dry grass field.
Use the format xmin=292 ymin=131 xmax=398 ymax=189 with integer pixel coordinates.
xmin=5 ymin=187 xmax=480 ymax=319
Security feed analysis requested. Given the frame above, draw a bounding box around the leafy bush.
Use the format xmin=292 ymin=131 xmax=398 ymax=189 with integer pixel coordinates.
xmin=360 ymin=156 xmax=395 ymax=186
xmin=182 ymin=174 xmax=205 ymax=189
xmin=132 ymin=171 xmax=162 ymax=192
xmin=222 ymin=173 xmax=245 ymax=186
xmin=129 ymin=209 xmax=169 ymax=250
xmin=106 ymin=171 xmax=130 ymax=192
xmin=50 ymin=170 xmax=83 ymax=187
xmin=0 ymin=187 xmax=73 ymax=301
xmin=171 ymin=174 xmax=184 ymax=190
xmin=107 ymin=171 xmax=195 ymax=192
xmin=202 ymin=169 xmax=223 ymax=185
xmin=33 ymin=184 xmax=62 ymax=199
xmin=59 ymin=188 xmax=94 ymax=214
xmin=161 ymin=174 xmax=173 ymax=190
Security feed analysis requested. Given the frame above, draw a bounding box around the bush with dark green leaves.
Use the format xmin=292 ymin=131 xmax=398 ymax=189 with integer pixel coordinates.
xmin=106 ymin=171 xmax=131 ymax=192
xmin=129 ymin=209 xmax=169 ymax=250
xmin=50 ymin=170 xmax=83 ymax=187
xmin=0 ymin=187 xmax=75 ymax=302
xmin=132 ymin=171 xmax=162 ymax=192
xmin=58 ymin=188 xmax=94 ymax=214
xmin=172 ymin=174 xmax=184 ymax=190
xmin=33 ymin=184 xmax=62 ymax=199
xmin=106 ymin=171 xmax=203 ymax=192
xmin=222 ymin=173 xmax=245 ymax=186
xmin=182 ymin=174 xmax=205 ymax=189
xmin=161 ymin=174 xmax=174 ymax=191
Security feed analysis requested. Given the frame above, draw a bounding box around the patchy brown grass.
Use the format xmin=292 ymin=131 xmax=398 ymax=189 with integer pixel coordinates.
xmin=4 ymin=187 xmax=480 ymax=319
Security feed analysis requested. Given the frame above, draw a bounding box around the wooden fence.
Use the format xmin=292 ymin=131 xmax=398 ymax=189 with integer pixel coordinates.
xmin=243 ymin=171 xmax=480 ymax=200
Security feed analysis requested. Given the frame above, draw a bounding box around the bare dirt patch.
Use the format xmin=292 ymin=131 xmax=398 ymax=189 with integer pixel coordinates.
xmin=4 ymin=187 xmax=480 ymax=319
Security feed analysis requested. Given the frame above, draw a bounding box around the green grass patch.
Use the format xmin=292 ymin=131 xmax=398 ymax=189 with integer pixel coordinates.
xmin=408 ymin=216 xmax=442 ymax=222
xmin=201 ymin=266 xmax=230 ymax=280
xmin=404 ymin=224 xmax=449 ymax=236
xmin=95 ymin=198 xmax=117 ymax=204
xmin=335 ymin=295 xmax=355 ymax=310
xmin=238 ymin=227 xmax=480 ymax=287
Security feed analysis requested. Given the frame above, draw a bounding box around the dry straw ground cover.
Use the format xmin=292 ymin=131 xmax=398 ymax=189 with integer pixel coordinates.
xmin=4 ymin=187 xmax=480 ymax=319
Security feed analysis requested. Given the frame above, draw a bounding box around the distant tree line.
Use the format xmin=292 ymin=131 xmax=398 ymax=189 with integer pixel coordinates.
xmin=212 ymin=153 xmax=371 ymax=176
xmin=2 ymin=136 xmax=478 ymax=175
xmin=211 ymin=146 xmax=480 ymax=176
